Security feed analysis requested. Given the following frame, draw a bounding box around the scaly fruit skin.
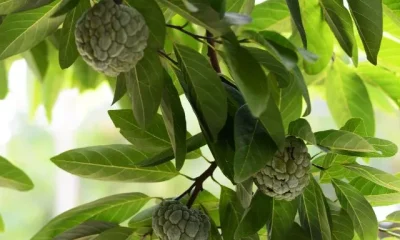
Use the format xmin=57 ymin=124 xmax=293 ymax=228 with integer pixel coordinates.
xmin=152 ymin=200 xmax=210 ymax=240
xmin=75 ymin=0 xmax=149 ymax=77
xmin=254 ymin=136 xmax=311 ymax=201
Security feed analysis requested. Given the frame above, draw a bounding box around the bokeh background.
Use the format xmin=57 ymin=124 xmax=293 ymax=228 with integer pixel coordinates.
xmin=1 ymin=1 xmax=400 ymax=240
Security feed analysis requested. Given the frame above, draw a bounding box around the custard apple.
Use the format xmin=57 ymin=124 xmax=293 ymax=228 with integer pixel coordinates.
xmin=254 ymin=136 xmax=311 ymax=201
xmin=152 ymin=200 xmax=210 ymax=240
xmin=75 ymin=0 xmax=149 ymax=77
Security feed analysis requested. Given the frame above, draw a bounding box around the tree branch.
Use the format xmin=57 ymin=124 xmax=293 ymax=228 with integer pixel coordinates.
xmin=206 ymin=31 xmax=221 ymax=73
xmin=158 ymin=50 xmax=178 ymax=65
xmin=166 ymin=24 xmax=222 ymax=44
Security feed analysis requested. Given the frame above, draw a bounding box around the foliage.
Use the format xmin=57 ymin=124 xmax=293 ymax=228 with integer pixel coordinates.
xmin=0 ymin=0 xmax=400 ymax=239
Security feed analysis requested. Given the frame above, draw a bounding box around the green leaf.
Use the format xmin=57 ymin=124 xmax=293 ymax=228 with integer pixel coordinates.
xmin=160 ymin=71 xmax=187 ymax=170
xmin=71 ymin=57 xmax=102 ymax=91
xmin=258 ymin=96 xmax=285 ymax=150
xmin=209 ymin=214 xmax=222 ymax=240
xmin=287 ymin=223 xmax=311 ymax=240
xmin=220 ymin=186 xmax=244 ymax=240
xmin=383 ymin=0 xmax=400 ymax=27
xmin=52 ymin=0 xmax=80 ymax=17
xmin=299 ymin=176 xmax=331 ymax=240
xmin=332 ymin=179 xmax=378 ymax=240
xmin=348 ymin=0 xmax=383 ymax=65
xmin=174 ymin=43 xmax=227 ymax=140
xmin=326 ymin=61 xmax=375 ymax=136
xmin=235 ymin=190 xmax=271 ymax=239
xmin=125 ymin=49 xmax=164 ymax=128
xmin=0 ymin=0 xmax=55 ymax=15
xmin=288 ymin=118 xmax=316 ymax=144
xmin=328 ymin=202 xmax=354 ymax=240
xmin=54 ymin=221 xmax=118 ymax=240
xmin=267 ymin=198 xmax=298 ymax=240
xmin=24 ymin=41 xmax=49 ymax=81
xmin=357 ymin=64 xmax=400 ymax=108
xmin=32 ymin=193 xmax=151 ymax=240
xmin=0 ymin=61 xmax=7 ymax=99
xmin=93 ymin=227 xmax=133 ymax=240
xmin=300 ymin=0 xmax=334 ymax=74
xmin=234 ymin=105 xmax=277 ymax=183
xmin=0 ymin=1 xmax=64 ymax=60
xmin=236 ymin=178 xmax=253 ymax=209
xmin=365 ymin=193 xmax=400 ymax=207
xmin=359 ymin=137 xmax=398 ymax=157
xmin=112 ymin=75 xmax=128 ymax=105
xmin=157 ymin=0 xmax=230 ymax=36
xmin=51 ymin=145 xmax=179 ymax=182
xmin=385 ymin=211 xmax=400 ymax=223
xmin=128 ymin=205 xmax=158 ymax=229
xmin=293 ymin=66 xmax=311 ymax=116
xmin=285 ymin=0 xmax=307 ymax=48
xmin=340 ymin=118 xmax=368 ymax=137
xmin=0 ymin=155 xmax=34 ymax=191
xmin=126 ymin=0 xmax=165 ymax=49
xmin=182 ymin=190 xmax=221 ymax=225
xmin=0 ymin=213 xmax=4 ymax=232
xmin=247 ymin=0 xmax=291 ymax=32
xmin=320 ymin=0 xmax=356 ymax=57
xmin=315 ymin=130 xmax=375 ymax=153
xmin=59 ymin=0 xmax=89 ymax=69
xmin=320 ymin=165 xmax=359 ymax=183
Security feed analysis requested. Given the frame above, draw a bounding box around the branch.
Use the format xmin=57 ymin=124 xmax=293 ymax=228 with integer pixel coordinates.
xmin=206 ymin=31 xmax=221 ymax=73
xmin=176 ymin=162 xmax=218 ymax=208
xmin=158 ymin=50 xmax=178 ymax=65
xmin=166 ymin=24 xmax=222 ymax=44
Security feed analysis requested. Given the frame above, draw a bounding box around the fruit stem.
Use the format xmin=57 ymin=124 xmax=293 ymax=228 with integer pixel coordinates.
xmin=113 ymin=0 xmax=123 ymax=4
xmin=206 ymin=31 xmax=221 ymax=73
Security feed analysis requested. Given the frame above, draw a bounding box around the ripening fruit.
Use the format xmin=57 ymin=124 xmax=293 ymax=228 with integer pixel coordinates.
xmin=75 ymin=0 xmax=149 ymax=77
xmin=152 ymin=200 xmax=211 ymax=240
xmin=253 ymin=136 xmax=311 ymax=201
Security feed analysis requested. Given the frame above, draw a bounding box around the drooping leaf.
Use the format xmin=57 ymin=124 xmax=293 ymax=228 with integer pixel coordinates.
xmin=174 ymin=43 xmax=227 ymax=141
xmin=160 ymin=71 xmax=187 ymax=170
xmin=126 ymin=0 xmax=166 ymax=49
xmin=319 ymin=0 xmax=356 ymax=58
xmin=236 ymin=178 xmax=253 ymax=209
xmin=288 ymin=118 xmax=316 ymax=144
xmin=327 ymin=201 xmax=354 ymax=240
xmin=234 ymin=105 xmax=277 ymax=183
xmin=300 ymin=0 xmax=334 ymax=74
xmin=54 ymin=221 xmax=118 ymax=240
xmin=125 ymin=49 xmax=164 ymax=128
xmin=59 ymin=0 xmax=90 ymax=69
xmin=0 ymin=0 xmax=65 ymax=60
xmin=348 ymin=0 xmax=383 ymax=64
xmin=235 ymin=190 xmax=271 ymax=239
xmin=157 ymin=0 xmax=230 ymax=36
xmin=285 ymin=0 xmax=307 ymax=48
xmin=0 ymin=61 xmax=7 ymax=99
xmin=24 ymin=41 xmax=49 ymax=81
xmin=220 ymin=186 xmax=244 ymax=240
xmin=267 ymin=198 xmax=298 ymax=240
xmin=112 ymin=75 xmax=128 ymax=105
xmin=332 ymin=179 xmax=378 ymax=240
xmin=292 ymin=66 xmax=311 ymax=116
xmin=93 ymin=227 xmax=133 ymax=240
xmin=247 ymin=0 xmax=291 ymax=32
xmin=314 ymin=130 xmax=375 ymax=153
xmin=0 ymin=155 xmax=34 ymax=191
xmin=299 ymin=176 xmax=331 ymax=240
xmin=326 ymin=61 xmax=375 ymax=135
xmin=32 ymin=193 xmax=150 ymax=240
xmin=51 ymin=145 xmax=179 ymax=182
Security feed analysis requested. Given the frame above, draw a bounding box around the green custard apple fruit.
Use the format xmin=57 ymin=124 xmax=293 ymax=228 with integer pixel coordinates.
xmin=75 ymin=0 xmax=149 ymax=77
xmin=254 ymin=136 xmax=311 ymax=201
xmin=152 ymin=200 xmax=210 ymax=240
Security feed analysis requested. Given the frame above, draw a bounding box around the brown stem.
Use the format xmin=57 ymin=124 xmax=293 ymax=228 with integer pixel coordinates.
xmin=206 ymin=31 xmax=221 ymax=73
xmin=166 ymin=24 xmax=222 ymax=44
xmin=158 ymin=50 xmax=178 ymax=65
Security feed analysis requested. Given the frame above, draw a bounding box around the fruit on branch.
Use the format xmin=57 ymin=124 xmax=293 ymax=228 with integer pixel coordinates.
xmin=152 ymin=200 xmax=210 ymax=240
xmin=75 ymin=0 xmax=149 ymax=77
xmin=253 ymin=136 xmax=311 ymax=201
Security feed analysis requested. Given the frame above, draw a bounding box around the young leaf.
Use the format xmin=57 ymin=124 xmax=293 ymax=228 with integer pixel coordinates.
xmin=234 ymin=105 xmax=277 ymax=183
xmin=328 ymin=202 xmax=354 ymax=240
xmin=24 ymin=41 xmax=49 ymax=81
xmin=0 ymin=0 xmax=65 ymax=60
xmin=174 ymin=44 xmax=227 ymax=141
xmin=0 ymin=61 xmax=7 ymax=99
xmin=267 ymin=198 xmax=298 ymax=239
xmin=320 ymin=0 xmax=356 ymax=57
xmin=220 ymin=186 xmax=244 ymax=240
xmin=326 ymin=61 xmax=375 ymax=135
xmin=236 ymin=178 xmax=253 ymax=209
xmin=332 ymin=179 xmax=378 ymax=240
xmin=347 ymin=0 xmax=383 ymax=65
xmin=160 ymin=71 xmax=187 ymax=170
xmin=93 ymin=227 xmax=133 ymax=240
xmin=112 ymin=75 xmax=128 ymax=105
xmin=54 ymin=221 xmax=118 ymax=240
xmin=385 ymin=211 xmax=400 ymax=223
xmin=59 ymin=0 xmax=90 ymax=69
xmin=126 ymin=0 xmax=166 ymax=49
xmin=314 ymin=130 xmax=375 ymax=153
xmin=125 ymin=49 xmax=164 ymax=128
xmin=0 ymin=156 xmax=34 ymax=191
xmin=288 ymin=118 xmax=316 ymax=144
xmin=299 ymin=176 xmax=331 ymax=240
xmin=51 ymin=145 xmax=179 ymax=182
xmin=285 ymin=0 xmax=307 ymax=48
xmin=247 ymin=0 xmax=290 ymax=31
xmin=32 ymin=193 xmax=150 ymax=240
xmin=235 ymin=190 xmax=271 ymax=239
